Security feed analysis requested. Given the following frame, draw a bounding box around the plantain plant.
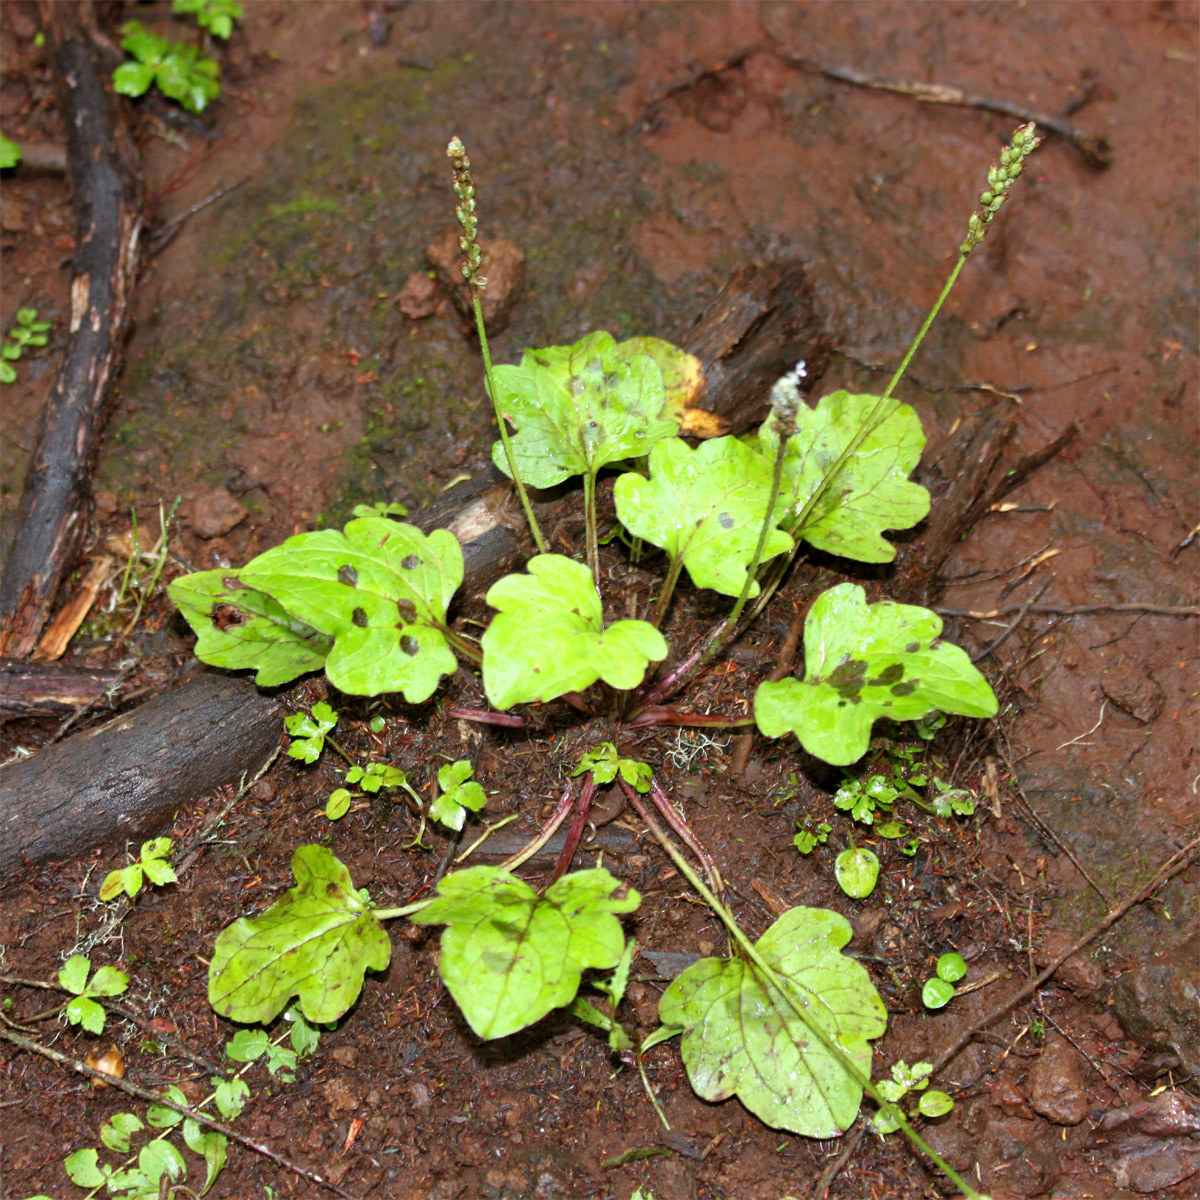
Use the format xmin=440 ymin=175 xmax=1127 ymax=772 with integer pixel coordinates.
xmin=169 ymin=123 xmax=1040 ymax=1197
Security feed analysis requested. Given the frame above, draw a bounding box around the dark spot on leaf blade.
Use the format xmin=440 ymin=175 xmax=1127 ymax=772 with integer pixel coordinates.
xmin=717 ymin=511 xmax=734 ymax=530
xmin=401 ymin=554 xmax=420 ymax=570
xmin=400 ymin=635 xmax=420 ymax=656
xmin=337 ymin=565 xmax=358 ymax=587
xmin=352 ymin=607 xmax=369 ymax=628
xmin=871 ymin=663 xmax=904 ymax=686
xmin=891 ymin=680 xmax=918 ymax=696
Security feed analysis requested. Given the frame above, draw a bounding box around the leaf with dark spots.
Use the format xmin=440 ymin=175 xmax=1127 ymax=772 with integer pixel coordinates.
xmin=396 ymin=598 xmax=416 ymax=622
xmin=755 ymin=583 xmax=998 ymax=765
xmin=352 ymin=607 xmax=369 ymax=628
xmin=401 ymin=555 xmax=419 ymax=570
xmin=905 ymin=642 xmax=920 ymax=654
xmin=827 ymin=658 xmax=868 ymax=700
xmin=337 ymin=565 xmax=358 ymax=587
xmin=400 ymin=636 xmax=419 ymax=657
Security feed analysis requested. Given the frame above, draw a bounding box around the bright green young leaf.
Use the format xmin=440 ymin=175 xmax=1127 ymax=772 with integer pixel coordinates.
xmin=936 ymin=952 xmax=967 ymax=983
xmin=146 ymin=1083 xmax=188 ymax=1128
xmin=326 ymin=787 xmax=352 ymax=820
xmin=101 ymin=1111 xmax=145 ymax=1153
xmin=919 ymin=1089 xmax=955 ymax=1118
xmin=284 ymin=702 xmax=338 ymax=763
xmin=760 ymin=391 xmax=930 ymax=563
xmin=224 ymin=1028 xmax=271 ymax=1062
xmin=286 ymin=1006 xmax=325 ymax=1057
xmin=239 ymin=517 xmax=462 ymax=700
xmin=213 ymin=1077 xmax=249 ymax=1121
xmin=834 ymin=847 xmax=880 ymax=899
xmin=59 ymin=955 xmax=92 ymax=995
xmin=754 ymin=584 xmax=998 ymax=766
xmin=140 ymin=1138 xmax=186 ymax=1186
xmin=613 ymin=436 xmax=793 ymax=598
xmin=208 ymin=845 xmax=391 ymax=1025
xmin=481 ymin=555 xmax=667 ymax=709
xmin=429 ymin=760 xmax=487 ymax=831
xmin=411 ymin=865 xmax=640 ymax=1040
xmin=572 ymin=743 xmax=653 ymax=792
xmin=922 ymin=977 xmax=956 ymax=1009
xmin=66 ymin=995 xmax=105 ymax=1034
xmin=64 ymin=1148 xmax=105 ymax=1188
xmin=169 ymin=570 xmax=331 ymax=687
xmin=657 ymin=906 xmax=887 ymax=1137
xmin=489 ymin=331 xmax=678 ymax=488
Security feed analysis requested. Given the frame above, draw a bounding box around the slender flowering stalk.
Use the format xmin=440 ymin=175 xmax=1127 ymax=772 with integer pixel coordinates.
xmin=446 ymin=136 xmax=546 ymax=553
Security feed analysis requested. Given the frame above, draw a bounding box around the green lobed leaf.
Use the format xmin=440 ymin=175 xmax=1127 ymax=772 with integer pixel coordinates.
xmin=658 ymin=907 xmax=887 ymax=1138
xmin=67 ymin=995 xmax=105 ymax=1034
xmin=208 ymin=845 xmax=391 ymax=1025
xmin=64 ymin=1148 xmax=105 ymax=1188
xmin=139 ymin=1138 xmax=186 ymax=1185
xmin=755 ymin=583 xmax=998 ymax=766
xmin=239 ymin=518 xmax=462 ymax=700
xmin=481 ymin=555 xmax=668 ymax=709
xmin=88 ymin=965 xmax=130 ymax=997
xmin=410 ymin=865 xmax=640 ymax=1040
xmin=213 ymin=1077 xmax=249 ymax=1121
xmin=489 ymin=331 xmax=679 ymax=488
xmin=760 ymin=391 xmax=930 ymax=563
xmin=168 ymin=570 xmax=330 ymax=687
xmin=146 ymin=1084 xmax=188 ymax=1128
xmin=613 ymin=435 xmax=793 ymax=598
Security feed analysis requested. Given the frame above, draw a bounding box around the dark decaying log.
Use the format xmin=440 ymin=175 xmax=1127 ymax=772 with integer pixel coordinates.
xmin=0 ymin=675 xmax=280 ymax=886
xmin=0 ymin=658 xmax=122 ymax=721
xmin=0 ymin=2 xmax=142 ymax=657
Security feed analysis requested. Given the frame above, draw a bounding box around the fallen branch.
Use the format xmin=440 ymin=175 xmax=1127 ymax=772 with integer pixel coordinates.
xmin=0 ymin=2 xmax=142 ymax=656
xmin=936 ymin=601 xmax=1200 ymax=619
xmin=0 ymin=1025 xmax=358 ymax=1200
xmin=783 ymin=57 xmax=1113 ymax=169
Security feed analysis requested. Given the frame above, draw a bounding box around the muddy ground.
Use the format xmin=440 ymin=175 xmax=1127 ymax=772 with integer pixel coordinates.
xmin=1 ymin=2 xmax=1197 ymax=1199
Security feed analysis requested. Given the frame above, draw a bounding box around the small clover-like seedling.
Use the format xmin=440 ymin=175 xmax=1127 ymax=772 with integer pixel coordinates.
xmin=352 ymin=500 xmax=408 ymax=520
xmin=922 ymin=951 xmax=968 ymax=1010
xmin=429 ymin=760 xmax=487 ymax=831
xmin=834 ymin=842 xmax=880 ymax=899
xmin=656 ymin=907 xmax=887 ymax=1138
xmin=113 ymin=21 xmax=221 ymax=114
xmin=833 ymin=773 xmax=903 ymax=825
xmin=327 ymin=761 xmax=416 ymax=820
xmin=871 ymin=1060 xmax=954 ymax=1135
xmin=225 ymin=1028 xmax=299 ymax=1081
xmin=59 ymin=955 xmax=130 ymax=1035
xmin=793 ymin=821 xmax=831 ymax=855
xmin=755 ymin=583 xmax=998 ymax=765
xmin=929 ymin=776 xmax=976 ymax=818
xmin=481 ymin=555 xmax=667 ymax=709
xmin=573 ymin=743 xmax=653 ymax=792
xmin=100 ymin=837 xmax=178 ymax=902
xmin=284 ymin=701 xmax=339 ymax=764
xmin=172 ymin=0 xmax=243 ymax=39
xmin=1 ymin=306 xmax=52 ymax=384
xmin=411 ymin=865 xmax=640 ymax=1040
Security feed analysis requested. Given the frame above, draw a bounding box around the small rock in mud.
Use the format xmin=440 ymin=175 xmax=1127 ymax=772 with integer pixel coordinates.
xmin=427 ymin=229 xmax=526 ymax=336
xmin=1035 ymin=929 xmax=1105 ymax=996
xmin=1101 ymin=665 xmax=1164 ymax=723
xmin=991 ymin=1076 xmax=1036 ymax=1119
xmin=1097 ymin=1090 xmax=1200 ymax=1193
xmin=395 ymin=270 xmax=443 ymax=319
xmin=320 ymin=1076 xmax=361 ymax=1118
xmin=1112 ymin=935 xmax=1200 ymax=1078
xmin=1026 ymin=1035 xmax=1089 ymax=1125
xmin=187 ymin=485 xmax=248 ymax=539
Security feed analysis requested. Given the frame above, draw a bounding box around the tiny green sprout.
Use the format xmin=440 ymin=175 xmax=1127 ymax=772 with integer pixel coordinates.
xmin=284 ymin=702 xmax=339 ymax=764
xmin=922 ymin=953 xmax=967 ymax=1009
xmin=872 ymin=1060 xmax=954 ymax=1135
xmin=793 ymin=821 xmax=831 ymax=855
xmin=172 ymin=0 xmax=243 ymax=40
xmin=225 ymin=1028 xmax=298 ymax=1080
xmin=113 ymin=21 xmax=221 ymax=114
xmin=100 ymin=837 xmax=177 ymax=902
xmin=573 ymin=743 xmax=653 ymax=792
xmin=1 ymin=307 xmax=52 ymax=384
xmin=59 ymin=955 xmax=129 ymax=1035
xmin=0 ymin=134 xmax=20 ymax=169
xmin=328 ymin=761 xmax=420 ymax=820
xmin=352 ymin=500 xmax=408 ymax=520
xmin=429 ymin=760 xmax=487 ymax=831
xmin=368 ymin=714 xmax=387 ymax=733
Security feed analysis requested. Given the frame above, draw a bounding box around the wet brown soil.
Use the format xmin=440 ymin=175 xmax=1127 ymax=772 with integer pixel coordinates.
xmin=2 ymin=3 xmax=1197 ymax=1199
